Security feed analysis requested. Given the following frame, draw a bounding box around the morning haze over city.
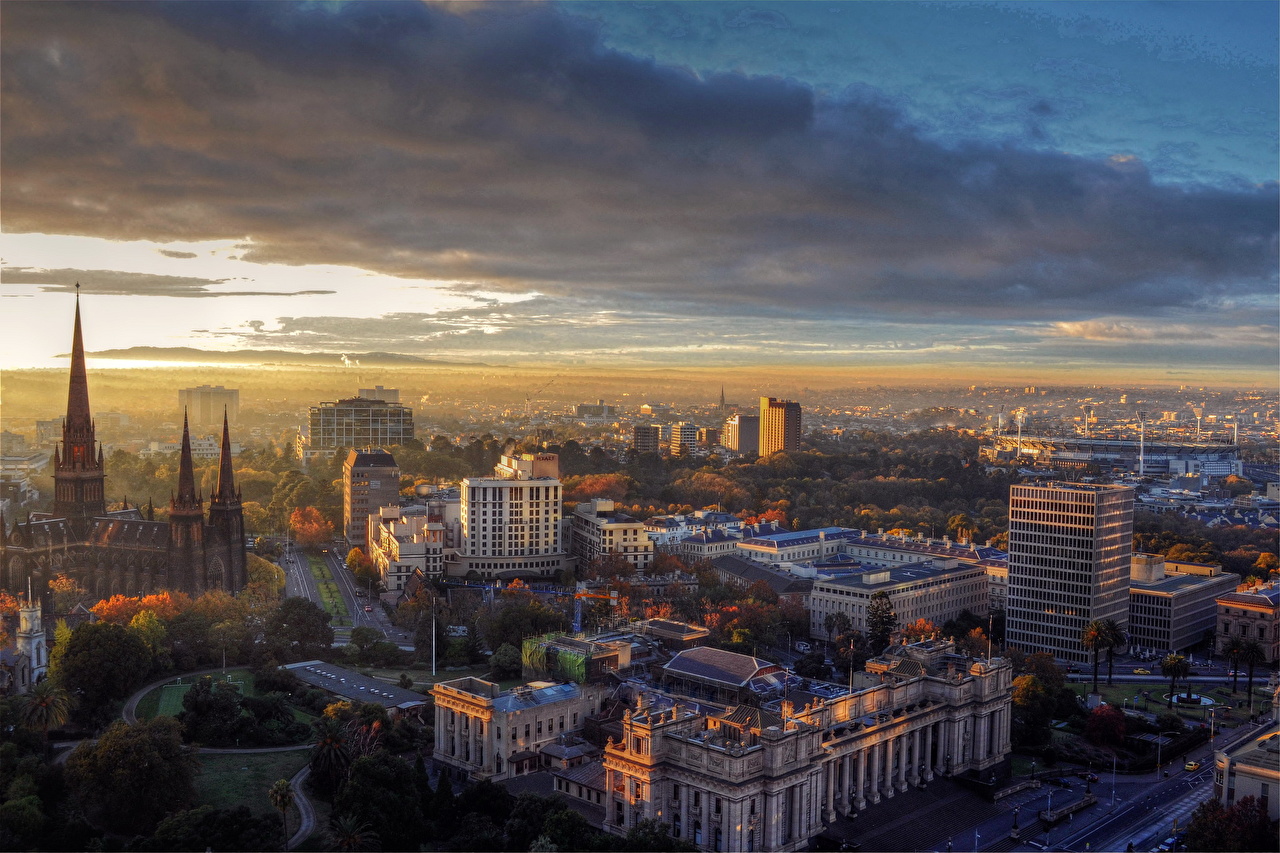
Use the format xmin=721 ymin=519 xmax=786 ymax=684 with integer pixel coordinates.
xmin=0 ymin=3 xmax=1275 ymax=853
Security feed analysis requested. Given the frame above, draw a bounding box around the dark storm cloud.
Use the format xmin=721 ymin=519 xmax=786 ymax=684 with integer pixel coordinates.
xmin=1 ymin=1 xmax=1275 ymax=325
xmin=1 ymin=267 xmax=334 ymax=298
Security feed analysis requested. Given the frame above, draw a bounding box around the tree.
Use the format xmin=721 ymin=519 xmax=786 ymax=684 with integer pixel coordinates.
xmin=266 ymin=597 xmax=334 ymax=660
xmin=903 ymin=617 xmax=938 ymax=643
xmin=348 ymin=626 xmax=381 ymax=663
xmin=1160 ymin=654 xmax=1191 ymax=708
xmin=866 ymin=591 xmax=896 ymax=653
xmin=143 ymin=805 xmax=281 ymax=853
xmin=289 ymin=506 xmax=334 ymax=547
xmin=1082 ymin=619 xmax=1107 ymax=695
xmin=269 ymin=778 xmax=294 ymax=851
xmin=490 ymin=642 xmax=523 ymax=680
xmin=334 ymin=752 xmax=425 ymax=851
xmin=1220 ymin=636 xmax=1244 ymax=692
xmin=66 ymin=717 xmax=199 ymax=834
xmin=327 ymin=814 xmax=379 ymax=852
xmin=823 ymin=611 xmax=852 ymax=644
xmin=1083 ymin=704 xmax=1126 ymax=748
xmin=794 ymin=651 xmax=830 ymax=680
xmin=19 ymin=680 xmax=73 ymax=752
xmin=48 ymin=573 xmax=88 ymax=613
xmin=1182 ymin=795 xmax=1274 ymax=852
xmin=1238 ymin=639 xmax=1267 ymax=714
xmin=1100 ymin=618 xmax=1125 ymax=686
xmin=309 ymin=716 xmax=352 ymax=797
xmin=0 ymin=591 xmax=20 ymax=648
xmin=1016 ymin=651 xmax=1067 ymax=692
xmin=89 ymin=593 xmax=144 ymax=625
xmin=623 ymin=817 xmax=698 ymax=851
xmin=54 ymin=620 xmax=153 ymax=717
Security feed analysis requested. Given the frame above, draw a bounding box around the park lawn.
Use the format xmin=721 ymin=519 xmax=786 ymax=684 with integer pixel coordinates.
xmin=137 ymin=670 xmax=259 ymax=719
xmin=195 ymin=750 xmax=308 ymax=823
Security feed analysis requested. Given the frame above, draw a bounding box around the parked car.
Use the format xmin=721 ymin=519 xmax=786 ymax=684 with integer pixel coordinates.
xmin=795 ymin=641 xmax=812 ymax=653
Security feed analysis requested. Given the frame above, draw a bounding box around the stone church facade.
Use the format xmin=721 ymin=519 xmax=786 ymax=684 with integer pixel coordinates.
xmin=0 ymin=296 xmax=247 ymax=604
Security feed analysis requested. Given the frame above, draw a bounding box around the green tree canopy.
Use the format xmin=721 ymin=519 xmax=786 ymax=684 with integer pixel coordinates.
xmin=66 ymin=717 xmax=199 ymax=835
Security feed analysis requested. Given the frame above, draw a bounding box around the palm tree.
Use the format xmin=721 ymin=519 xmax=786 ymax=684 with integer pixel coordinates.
xmin=327 ymin=815 xmax=379 ymax=852
xmin=1161 ymin=654 xmax=1191 ymax=709
xmin=1221 ymin=637 xmax=1244 ymax=693
xmin=20 ymin=680 xmax=73 ymax=755
xmin=824 ymin=611 xmax=851 ymax=645
xmin=1083 ymin=620 xmax=1106 ymax=695
xmin=1238 ymin=640 xmax=1268 ymax=715
xmin=309 ymin=716 xmax=351 ymax=795
xmin=269 ymin=778 xmax=294 ymax=851
xmin=1100 ymin=619 xmax=1125 ymax=686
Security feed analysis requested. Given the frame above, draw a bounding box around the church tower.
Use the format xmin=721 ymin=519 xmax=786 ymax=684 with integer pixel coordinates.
xmin=53 ymin=292 xmax=107 ymax=520
xmin=15 ymin=584 xmax=47 ymax=688
xmin=205 ymin=410 xmax=247 ymax=592
xmin=167 ymin=413 xmax=205 ymax=593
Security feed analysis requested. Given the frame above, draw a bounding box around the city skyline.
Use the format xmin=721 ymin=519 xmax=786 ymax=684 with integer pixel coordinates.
xmin=1 ymin=1 xmax=1276 ymax=384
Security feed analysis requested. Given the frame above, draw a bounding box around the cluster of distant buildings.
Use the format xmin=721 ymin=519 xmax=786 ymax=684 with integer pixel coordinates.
xmin=632 ymin=396 xmax=802 ymax=458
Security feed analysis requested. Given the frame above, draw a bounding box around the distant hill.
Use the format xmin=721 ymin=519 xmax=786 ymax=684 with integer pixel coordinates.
xmin=77 ymin=346 xmax=484 ymax=367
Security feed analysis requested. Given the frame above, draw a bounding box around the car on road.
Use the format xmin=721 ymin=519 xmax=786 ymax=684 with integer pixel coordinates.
xmin=1046 ymin=777 xmax=1073 ymax=788
xmin=1134 ymin=668 xmax=1151 ymax=674
xmin=1076 ymin=771 xmax=1099 ymax=782
xmin=364 ymin=605 xmax=373 ymax=612
xmin=1183 ymin=761 xmax=1201 ymax=772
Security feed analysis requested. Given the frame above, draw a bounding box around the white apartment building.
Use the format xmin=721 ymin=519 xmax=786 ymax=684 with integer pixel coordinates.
xmin=671 ymin=422 xmax=699 ymax=457
xmin=808 ymin=562 xmax=989 ymax=641
xmin=448 ymin=452 xmax=573 ymax=580
xmin=367 ymin=505 xmax=446 ymax=592
xmin=570 ymin=499 xmax=654 ymax=572
xmin=1006 ymin=482 xmax=1133 ymax=664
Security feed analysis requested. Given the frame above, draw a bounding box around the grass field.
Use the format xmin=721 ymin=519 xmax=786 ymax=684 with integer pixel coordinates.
xmin=195 ymin=751 xmax=308 ymax=819
xmin=307 ymin=553 xmax=351 ymax=626
xmin=137 ymin=670 xmax=258 ymax=720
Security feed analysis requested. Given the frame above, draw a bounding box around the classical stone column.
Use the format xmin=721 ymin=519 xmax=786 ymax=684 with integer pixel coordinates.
xmin=882 ymin=738 xmax=895 ymax=799
xmin=791 ymin=781 xmax=803 ymax=842
xmin=895 ymin=735 xmax=908 ymax=791
xmin=977 ymin=714 xmax=989 ymax=763
xmin=908 ymin=729 xmax=921 ymax=786
xmin=855 ymin=748 xmax=868 ymax=810
xmin=870 ymin=743 xmax=883 ymax=805
xmin=824 ymin=761 xmax=836 ymax=822
xmin=841 ymin=754 xmax=853 ymax=816
xmin=924 ymin=723 xmax=935 ymax=782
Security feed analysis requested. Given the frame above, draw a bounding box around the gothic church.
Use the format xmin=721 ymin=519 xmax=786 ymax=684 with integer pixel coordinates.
xmin=0 ymin=296 xmax=247 ymax=604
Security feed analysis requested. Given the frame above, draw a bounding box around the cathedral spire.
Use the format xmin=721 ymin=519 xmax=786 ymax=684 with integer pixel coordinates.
xmin=173 ymin=410 xmax=201 ymax=511
xmin=54 ymin=287 xmax=106 ymax=519
xmin=212 ymin=408 xmax=238 ymax=504
xmin=65 ymin=286 xmax=92 ymax=431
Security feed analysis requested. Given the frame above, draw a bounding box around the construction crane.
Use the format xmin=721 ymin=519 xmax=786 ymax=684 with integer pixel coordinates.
xmin=572 ymin=582 xmax=619 ymax=634
xmin=523 ymin=374 xmax=561 ymax=417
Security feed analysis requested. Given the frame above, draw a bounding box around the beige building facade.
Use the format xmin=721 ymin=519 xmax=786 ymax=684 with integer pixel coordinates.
xmin=570 ymin=499 xmax=655 ymax=572
xmin=807 ymin=562 xmax=989 ymax=642
xmin=367 ymin=505 xmax=445 ymax=591
xmin=603 ymin=639 xmax=1013 ymax=851
xmin=342 ymin=449 xmax=400 ymax=544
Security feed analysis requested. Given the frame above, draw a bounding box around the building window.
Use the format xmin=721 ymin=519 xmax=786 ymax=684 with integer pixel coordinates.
xmin=693 ymin=821 xmax=702 ymax=845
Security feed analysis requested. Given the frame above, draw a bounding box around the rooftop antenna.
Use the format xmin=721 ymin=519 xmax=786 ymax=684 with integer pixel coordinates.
xmin=1193 ymin=406 xmax=1204 ymax=440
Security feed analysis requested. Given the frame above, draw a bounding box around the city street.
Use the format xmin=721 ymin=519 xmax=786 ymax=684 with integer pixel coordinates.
xmin=321 ymin=547 xmax=414 ymax=646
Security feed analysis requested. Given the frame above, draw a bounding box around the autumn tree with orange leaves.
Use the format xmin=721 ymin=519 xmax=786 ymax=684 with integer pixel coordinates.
xmin=290 ymin=506 xmax=334 ymax=547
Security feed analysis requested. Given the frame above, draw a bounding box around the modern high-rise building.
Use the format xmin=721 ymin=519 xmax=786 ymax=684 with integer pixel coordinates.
xmin=178 ymin=385 xmax=240 ymax=426
xmin=759 ymin=397 xmax=801 ymax=455
xmin=723 ymin=413 xmax=760 ymax=454
xmin=357 ymin=386 xmax=399 ymax=403
xmin=343 ymin=449 xmax=400 ymax=544
xmin=450 ymin=452 xmax=572 ymax=580
xmin=670 ymin=422 xmax=699 ymax=457
xmin=632 ymin=425 xmax=661 ymax=456
xmin=309 ymin=396 xmax=415 ymax=451
xmin=1006 ymin=482 xmax=1133 ymax=663
xmin=697 ymin=427 xmax=721 ymax=447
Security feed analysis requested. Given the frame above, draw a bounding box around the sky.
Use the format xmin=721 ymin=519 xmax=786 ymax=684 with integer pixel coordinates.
xmin=1 ymin=1 xmax=1277 ymax=382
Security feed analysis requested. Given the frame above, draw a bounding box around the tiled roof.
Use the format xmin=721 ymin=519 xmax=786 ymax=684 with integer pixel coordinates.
xmin=720 ymin=704 xmax=782 ymax=731
xmin=555 ymin=759 xmax=607 ymax=790
xmin=710 ymin=555 xmax=813 ymax=596
xmin=886 ymin=659 xmax=926 ymax=679
xmin=664 ymin=646 xmax=777 ymax=687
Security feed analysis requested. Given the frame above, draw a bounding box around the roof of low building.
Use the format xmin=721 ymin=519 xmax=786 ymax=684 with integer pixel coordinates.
xmin=555 ymin=758 xmax=607 ymax=790
xmin=663 ymin=646 xmax=779 ymax=688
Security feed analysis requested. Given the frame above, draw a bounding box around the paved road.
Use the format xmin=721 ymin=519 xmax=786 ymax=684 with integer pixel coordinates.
xmin=323 ymin=548 xmax=413 ymax=644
